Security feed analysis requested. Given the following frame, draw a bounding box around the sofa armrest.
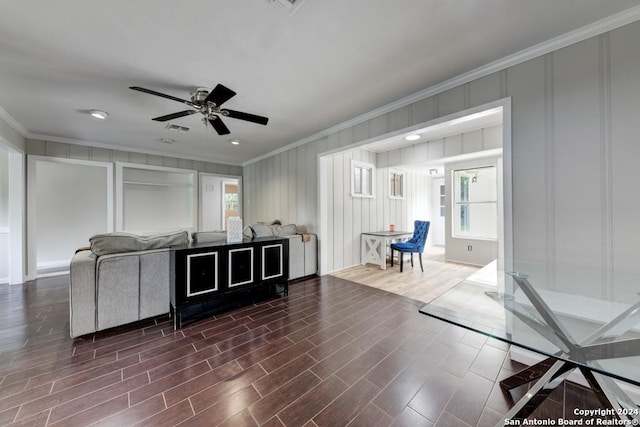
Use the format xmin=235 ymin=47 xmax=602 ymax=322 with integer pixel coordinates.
xmin=69 ymin=250 xmax=97 ymax=338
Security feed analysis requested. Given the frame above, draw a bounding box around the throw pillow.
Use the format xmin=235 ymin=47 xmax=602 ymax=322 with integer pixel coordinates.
xmin=251 ymin=223 xmax=274 ymax=237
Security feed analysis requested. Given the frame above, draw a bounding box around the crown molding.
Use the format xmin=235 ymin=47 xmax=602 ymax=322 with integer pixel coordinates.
xmin=0 ymin=106 xmax=27 ymax=136
xmin=243 ymin=5 xmax=640 ymax=167
xmin=26 ymin=133 xmax=243 ymax=167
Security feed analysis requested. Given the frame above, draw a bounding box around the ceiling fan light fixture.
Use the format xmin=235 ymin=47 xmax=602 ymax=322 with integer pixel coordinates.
xmin=90 ymin=109 xmax=109 ymax=120
xmin=404 ymin=134 xmax=420 ymax=141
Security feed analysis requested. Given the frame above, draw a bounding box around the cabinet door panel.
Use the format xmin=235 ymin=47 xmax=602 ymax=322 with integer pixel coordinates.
xmin=187 ymin=252 xmax=219 ymax=296
xmin=229 ymin=247 xmax=254 ymax=287
xmin=262 ymin=244 xmax=284 ymax=280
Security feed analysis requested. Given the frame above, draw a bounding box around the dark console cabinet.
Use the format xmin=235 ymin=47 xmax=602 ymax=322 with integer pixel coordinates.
xmin=170 ymin=237 xmax=288 ymax=328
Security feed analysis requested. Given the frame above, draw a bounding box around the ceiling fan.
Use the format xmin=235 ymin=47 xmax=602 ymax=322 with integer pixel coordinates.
xmin=129 ymin=84 xmax=269 ymax=135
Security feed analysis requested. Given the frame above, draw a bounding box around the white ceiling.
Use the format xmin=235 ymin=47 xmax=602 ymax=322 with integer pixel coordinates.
xmin=1 ymin=0 xmax=639 ymax=165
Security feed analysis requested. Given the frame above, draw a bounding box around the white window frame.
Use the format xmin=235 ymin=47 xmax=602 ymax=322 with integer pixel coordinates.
xmin=389 ymin=169 xmax=405 ymax=199
xmin=351 ymin=160 xmax=375 ymax=198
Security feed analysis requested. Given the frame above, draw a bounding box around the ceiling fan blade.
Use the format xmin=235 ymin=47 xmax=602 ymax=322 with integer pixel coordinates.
xmin=204 ymin=84 xmax=236 ymax=107
xmin=152 ymin=110 xmax=197 ymax=122
xmin=223 ymin=109 xmax=269 ymax=125
xmin=130 ymin=86 xmax=195 ymax=107
xmin=208 ymin=117 xmax=231 ymax=135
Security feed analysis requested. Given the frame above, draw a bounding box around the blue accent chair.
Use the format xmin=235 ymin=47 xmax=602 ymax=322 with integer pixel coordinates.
xmin=390 ymin=220 xmax=430 ymax=272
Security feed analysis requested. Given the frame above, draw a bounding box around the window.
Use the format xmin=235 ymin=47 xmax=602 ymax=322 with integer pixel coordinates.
xmin=389 ymin=169 xmax=405 ymax=199
xmin=452 ymin=166 xmax=497 ymax=239
xmin=439 ymin=185 xmax=445 ymax=217
xmin=351 ymin=160 xmax=375 ymax=197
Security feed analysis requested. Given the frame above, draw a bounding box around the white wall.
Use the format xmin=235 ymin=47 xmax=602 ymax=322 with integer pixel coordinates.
xmin=33 ymin=159 xmax=111 ymax=272
xmin=243 ymin=20 xmax=640 ymax=305
xmin=0 ymin=147 xmax=8 ymax=282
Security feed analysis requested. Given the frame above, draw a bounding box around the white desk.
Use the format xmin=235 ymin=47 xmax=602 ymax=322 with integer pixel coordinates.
xmin=360 ymin=231 xmax=412 ymax=270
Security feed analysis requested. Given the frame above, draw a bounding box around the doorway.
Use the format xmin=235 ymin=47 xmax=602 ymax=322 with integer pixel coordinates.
xmin=199 ymin=174 xmax=242 ymax=231
xmin=319 ymin=98 xmax=512 ymax=292
xmin=222 ymin=181 xmax=239 ymax=229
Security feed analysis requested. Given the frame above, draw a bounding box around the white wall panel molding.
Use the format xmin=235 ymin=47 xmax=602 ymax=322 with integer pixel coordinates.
xmin=544 ymin=54 xmax=556 ymax=291
xmin=599 ymin=33 xmax=614 ymax=301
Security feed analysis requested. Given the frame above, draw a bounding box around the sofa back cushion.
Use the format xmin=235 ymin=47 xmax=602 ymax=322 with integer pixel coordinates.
xmin=192 ymin=231 xmax=227 ymax=243
xmin=251 ymin=223 xmax=298 ymax=237
xmin=90 ymin=231 xmax=189 ymax=256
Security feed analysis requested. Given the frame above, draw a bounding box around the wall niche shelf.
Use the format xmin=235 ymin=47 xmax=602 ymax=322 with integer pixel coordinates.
xmin=115 ymin=162 xmax=197 ymax=234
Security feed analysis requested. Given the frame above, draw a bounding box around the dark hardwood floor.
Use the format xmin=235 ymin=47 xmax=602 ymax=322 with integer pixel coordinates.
xmin=0 ymin=274 xmax=605 ymax=426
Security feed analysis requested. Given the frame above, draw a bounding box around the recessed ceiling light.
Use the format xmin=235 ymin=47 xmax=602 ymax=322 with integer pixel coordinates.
xmin=89 ymin=109 xmax=109 ymax=120
xmin=404 ymin=134 xmax=420 ymax=141
xmin=230 ymin=139 xmax=240 ymax=145
xmin=160 ymin=138 xmax=175 ymax=144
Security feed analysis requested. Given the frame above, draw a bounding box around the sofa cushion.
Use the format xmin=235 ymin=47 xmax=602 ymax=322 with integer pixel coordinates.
xmin=251 ymin=223 xmax=274 ymax=237
xmin=192 ymin=231 xmax=227 ymax=243
xmin=251 ymin=223 xmax=298 ymax=237
xmin=274 ymin=224 xmax=297 ymax=236
xmin=90 ymin=231 xmax=189 ymax=256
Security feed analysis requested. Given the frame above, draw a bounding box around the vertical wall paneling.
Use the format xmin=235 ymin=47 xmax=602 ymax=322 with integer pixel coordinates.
xmin=610 ymin=22 xmax=640 ymax=302
xmin=507 ymin=57 xmax=547 ymax=278
xmin=316 ymin=145 xmax=430 ymax=273
xmin=410 ymin=96 xmax=436 ymax=125
xmin=469 ymin=73 xmax=502 ymax=108
xmin=599 ymin=33 xmax=614 ymax=300
xmin=438 ymin=86 xmax=466 ymax=117
xmin=332 ymin=153 xmax=344 ymax=270
xmin=0 ymin=148 xmax=8 ymax=282
xmin=552 ymin=38 xmax=603 ymax=297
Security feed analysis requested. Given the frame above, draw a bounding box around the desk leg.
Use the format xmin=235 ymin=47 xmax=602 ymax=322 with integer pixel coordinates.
xmin=496 ymin=360 xmax=574 ymax=426
xmin=500 ymin=357 xmax=556 ymax=390
xmin=361 ymin=236 xmax=385 ymax=270
xmin=497 ymin=360 xmax=639 ymax=426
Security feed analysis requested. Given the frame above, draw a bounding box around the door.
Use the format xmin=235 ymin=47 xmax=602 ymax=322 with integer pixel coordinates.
xmin=222 ymin=181 xmax=239 ymax=230
xmin=199 ymin=174 xmax=241 ymax=231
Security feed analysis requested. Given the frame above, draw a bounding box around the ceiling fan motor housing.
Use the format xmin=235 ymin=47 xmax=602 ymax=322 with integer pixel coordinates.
xmin=191 ymin=87 xmax=211 ymax=105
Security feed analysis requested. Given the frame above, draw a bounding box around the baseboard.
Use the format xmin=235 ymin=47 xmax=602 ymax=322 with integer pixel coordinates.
xmin=37 ymin=260 xmax=70 ymax=275
xmin=36 ymin=270 xmax=70 ymax=278
xmin=509 ymin=347 xmax=640 ymax=404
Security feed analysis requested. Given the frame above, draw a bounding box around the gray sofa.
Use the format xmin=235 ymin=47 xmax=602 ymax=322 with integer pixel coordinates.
xmin=69 ymin=231 xmax=188 ymax=338
xmin=193 ymin=222 xmax=317 ymax=280
xmin=70 ymin=225 xmax=317 ymax=338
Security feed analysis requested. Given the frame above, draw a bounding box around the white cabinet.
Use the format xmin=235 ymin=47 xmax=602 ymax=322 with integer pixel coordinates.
xmin=116 ymin=163 xmax=197 ymax=234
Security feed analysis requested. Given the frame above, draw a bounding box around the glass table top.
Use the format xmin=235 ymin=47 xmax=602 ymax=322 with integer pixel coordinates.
xmin=419 ymin=271 xmax=640 ymax=388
